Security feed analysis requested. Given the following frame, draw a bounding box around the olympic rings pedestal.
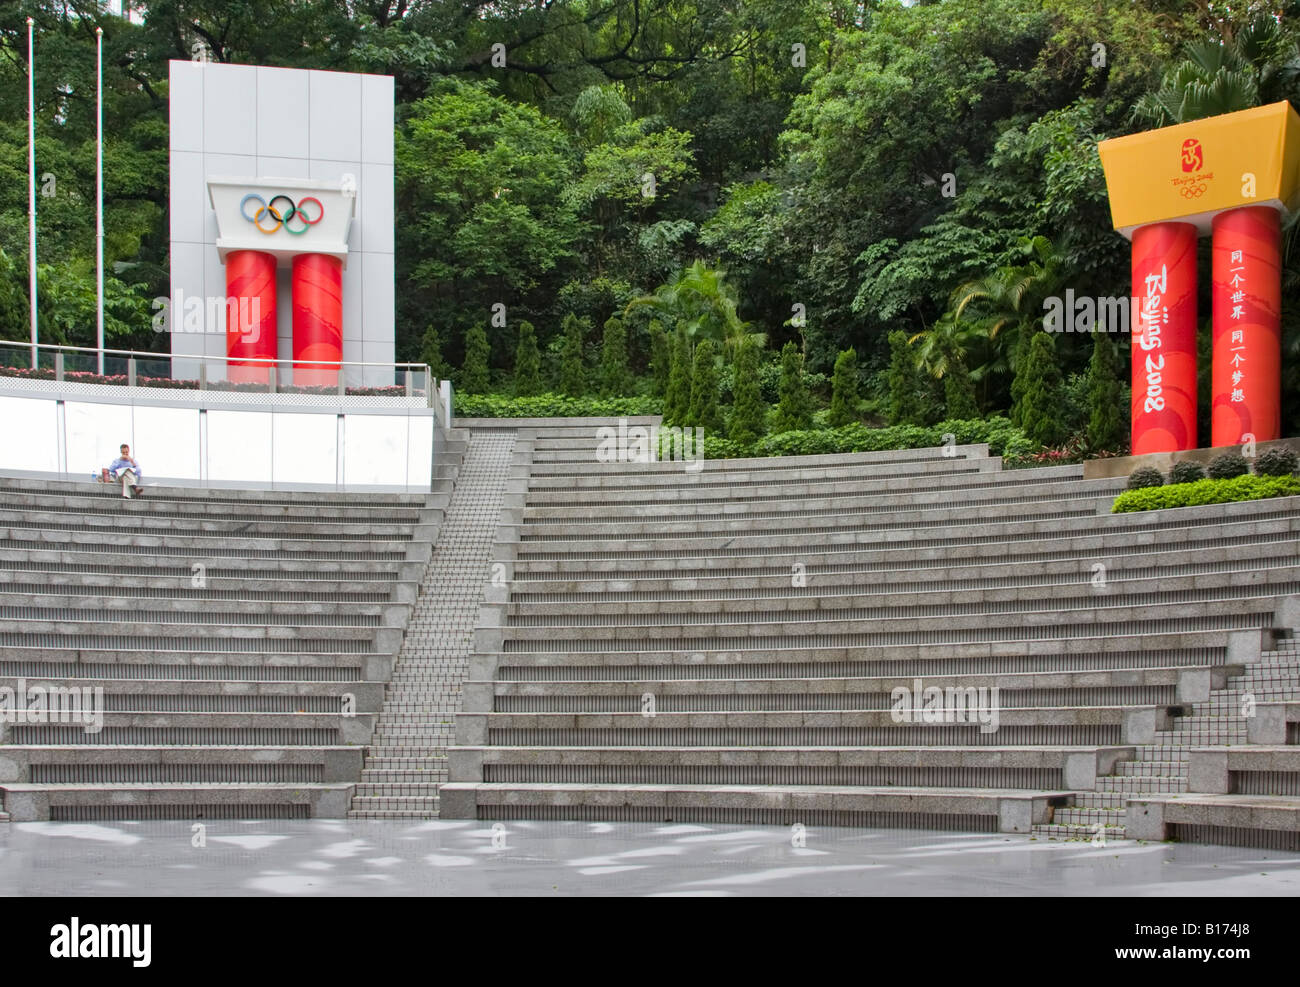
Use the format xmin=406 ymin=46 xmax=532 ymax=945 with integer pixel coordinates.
xmin=208 ymin=177 xmax=356 ymax=387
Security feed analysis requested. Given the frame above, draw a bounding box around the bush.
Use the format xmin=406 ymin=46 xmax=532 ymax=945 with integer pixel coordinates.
xmin=1206 ymin=452 xmax=1249 ymax=480
xmin=599 ymin=316 xmax=630 ymax=397
xmin=886 ymin=331 xmax=924 ymax=425
xmin=1017 ymin=331 xmax=1065 ymax=447
xmin=648 ymin=322 xmax=670 ymax=398
xmin=1168 ymin=460 xmax=1206 ymax=485
xmin=942 ymin=351 xmax=979 ymax=420
xmin=1112 ymin=474 xmax=1300 ymax=513
xmin=558 ymin=314 xmax=587 ymax=396
xmin=419 ymin=326 xmax=453 ymax=382
xmin=752 ymin=417 xmax=1033 ymax=460
xmin=828 ymin=346 xmax=860 ymax=427
xmin=772 ymin=341 xmax=813 ymax=433
xmin=728 ymin=337 xmax=766 ymax=447
xmin=454 ymin=392 xmax=661 ymax=419
xmin=1086 ymin=333 xmax=1125 ymax=452
xmin=664 ymin=325 xmax=691 ymax=424
xmin=513 ymin=321 xmax=542 ymax=397
xmin=686 ymin=339 xmax=722 ymax=432
xmin=1254 ymin=447 xmax=1299 ymax=477
xmin=460 ymin=324 xmax=490 ymax=393
xmin=1127 ymin=466 xmax=1164 ymax=490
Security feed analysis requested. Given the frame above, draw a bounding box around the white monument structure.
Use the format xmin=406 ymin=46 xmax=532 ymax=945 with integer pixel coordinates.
xmin=167 ymin=59 xmax=396 ymax=386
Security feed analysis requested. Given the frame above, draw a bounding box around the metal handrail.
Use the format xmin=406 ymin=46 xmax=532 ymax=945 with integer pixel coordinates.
xmin=0 ymin=340 xmax=429 ymax=371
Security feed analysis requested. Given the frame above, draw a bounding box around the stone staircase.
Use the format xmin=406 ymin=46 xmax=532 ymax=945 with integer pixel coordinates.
xmin=1036 ymin=632 xmax=1300 ymax=842
xmin=348 ymin=428 xmax=518 ymax=818
xmin=442 ymin=424 xmax=1300 ymax=847
xmin=0 ymin=477 xmax=440 ymax=821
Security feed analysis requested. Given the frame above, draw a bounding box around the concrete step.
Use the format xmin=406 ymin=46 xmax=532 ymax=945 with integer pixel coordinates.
xmin=1032 ymin=823 xmax=1128 ymax=841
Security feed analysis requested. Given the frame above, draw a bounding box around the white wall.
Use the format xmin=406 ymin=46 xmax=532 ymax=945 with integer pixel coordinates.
xmin=0 ymin=393 xmax=432 ymax=492
xmin=168 ymin=61 xmax=395 ymax=384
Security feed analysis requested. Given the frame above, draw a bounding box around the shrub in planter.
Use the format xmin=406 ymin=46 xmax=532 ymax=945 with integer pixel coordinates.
xmin=1206 ymin=452 xmax=1249 ymax=480
xmin=1168 ymin=460 xmax=1206 ymax=485
xmin=1254 ymin=447 xmax=1299 ymax=477
xmin=1127 ymin=466 xmax=1164 ymax=490
xmin=1113 ymin=474 xmax=1300 ymax=513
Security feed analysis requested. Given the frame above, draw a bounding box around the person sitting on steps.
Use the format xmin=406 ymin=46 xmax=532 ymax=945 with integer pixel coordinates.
xmin=106 ymin=444 xmax=144 ymax=497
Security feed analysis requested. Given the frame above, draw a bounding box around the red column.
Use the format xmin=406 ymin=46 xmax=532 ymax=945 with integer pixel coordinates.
xmin=291 ymin=253 xmax=343 ymax=387
xmin=224 ymin=249 xmax=277 ymax=384
xmin=1211 ymin=206 xmax=1282 ymax=447
xmin=1130 ymin=222 xmax=1199 ymax=454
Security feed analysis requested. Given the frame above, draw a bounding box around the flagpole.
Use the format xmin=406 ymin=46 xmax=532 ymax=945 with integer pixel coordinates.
xmin=96 ymin=26 xmax=104 ymax=375
xmin=27 ymin=17 xmax=37 ymax=368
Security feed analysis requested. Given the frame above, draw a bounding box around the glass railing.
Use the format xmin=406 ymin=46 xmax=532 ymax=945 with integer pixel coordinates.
xmin=0 ymin=342 xmax=435 ymax=404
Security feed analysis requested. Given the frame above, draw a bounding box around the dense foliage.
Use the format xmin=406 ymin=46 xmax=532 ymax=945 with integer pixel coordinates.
xmin=6 ymin=0 xmax=1300 ymax=449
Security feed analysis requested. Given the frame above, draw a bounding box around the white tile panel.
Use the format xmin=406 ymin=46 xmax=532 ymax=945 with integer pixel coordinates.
xmin=361 ymin=74 xmax=394 ymax=165
xmin=168 ymin=60 xmax=204 ymax=153
xmin=65 ymin=401 xmax=134 ymax=477
xmin=343 ymin=413 xmax=406 ymax=486
xmin=133 ymin=405 xmax=200 ymax=480
xmin=406 ymin=414 xmax=433 ymax=489
xmin=168 ymin=150 xmax=207 ymax=244
xmin=202 ymin=63 xmax=257 ymax=157
xmin=272 ymin=411 xmax=337 ymax=485
xmin=309 ymin=71 xmax=362 ymax=162
xmin=362 ymin=252 xmax=394 ymax=342
xmin=255 ymin=66 xmax=309 ymax=159
xmin=256 ymin=156 xmax=311 ymax=180
xmin=360 ymin=162 xmax=394 ymax=253
xmin=0 ymin=396 xmax=59 ymax=472
xmin=207 ymin=409 xmax=272 ymax=483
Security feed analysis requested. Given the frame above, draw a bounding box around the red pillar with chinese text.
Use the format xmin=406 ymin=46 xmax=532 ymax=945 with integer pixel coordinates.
xmin=291 ymin=253 xmax=343 ymax=387
xmin=1130 ymin=221 xmax=1199 ymax=454
xmin=1211 ymin=206 xmax=1282 ymax=447
xmin=224 ymin=249 xmax=278 ymax=385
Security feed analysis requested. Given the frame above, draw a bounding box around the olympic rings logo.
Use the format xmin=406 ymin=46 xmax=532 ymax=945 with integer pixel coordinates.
xmin=239 ymin=193 xmax=325 ymax=235
xmin=1179 ymin=184 xmax=1207 ymax=199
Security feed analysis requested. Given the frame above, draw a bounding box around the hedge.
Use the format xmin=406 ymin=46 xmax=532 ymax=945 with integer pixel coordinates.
xmin=751 ymin=417 xmax=1035 ymax=459
xmin=1111 ymin=474 xmax=1300 ymax=513
xmin=454 ymin=392 xmax=662 ymax=418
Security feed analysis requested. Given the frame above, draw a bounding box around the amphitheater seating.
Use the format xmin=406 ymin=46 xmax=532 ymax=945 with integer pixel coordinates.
xmin=443 ymin=424 xmax=1300 ymax=848
xmin=0 ymin=476 xmax=442 ymax=820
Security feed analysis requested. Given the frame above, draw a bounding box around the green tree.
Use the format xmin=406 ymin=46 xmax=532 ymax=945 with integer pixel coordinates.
xmin=626 ymin=261 xmax=761 ymax=358
xmin=829 ymin=347 xmax=860 ymax=427
xmin=942 ymin=340 xmax=981 ymax=420
xmin=773 ymin=341 xmax=813 ymax=433
xmin=514 ymin=320 xmax=542 ymax=397
xmin=648 ymin=320 xmax=670 ymax=398
xmin=686 ymin=339 xmax=722 ymax=433
xmin=600 ymin=316 xmax=630 ymax=397
xmin=887 ymin=332 xmax=925 ymax=426
xmin=395 ymin=78 xmax=581 ymax=359
xmin=664 ymin=325 xmax=692 ymax=424
xmin=559 ymin=313 xmax=587 ymax=396
xmin=1132 ymin=15 xmax=1300 ymax=128
xmin=419 ymin=327 xmax=453 ymax=382
xmin=460 ymin=324 xmax=491 ymax=393
xmin=1017 ymin=331 xmax=1065 ymax=446
xmin=1086 ymin=331 xmax=1125 ymax=451
xmin=728 ymin=337 xmax=766 ymax=447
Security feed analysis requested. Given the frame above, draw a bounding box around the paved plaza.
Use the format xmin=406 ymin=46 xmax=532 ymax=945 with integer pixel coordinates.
xmin=2 ymin=819 xmax=1297 ymax=897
